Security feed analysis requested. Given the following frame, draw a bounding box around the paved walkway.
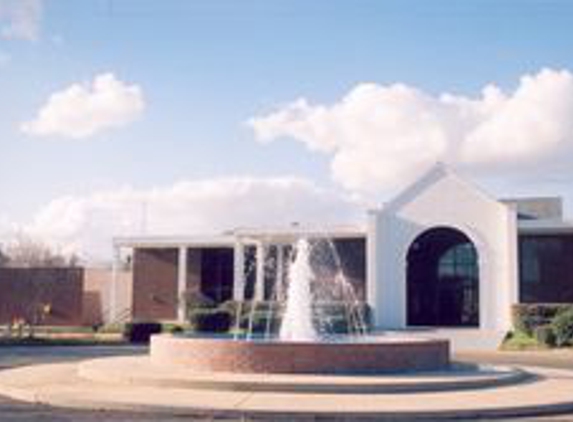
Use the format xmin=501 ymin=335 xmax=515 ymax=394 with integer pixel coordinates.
xmin=4 ymin=359 xmax=573 ymax=417
xmin=455 ymin=349 xmax=573 ymax=370
xmin=0 ymin=344 xmax=145 ymax=369
xmin=0 ymin=345 xmax=572 ymax=421
xmin=0 ymin=345 xmax=174 ymax=422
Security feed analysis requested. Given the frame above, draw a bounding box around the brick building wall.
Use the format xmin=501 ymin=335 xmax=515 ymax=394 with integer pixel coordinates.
xmin=132 ymin=248 xmax=178 ymax=320
xmin=131 ymin=247 xmax=233 ymax=322
xmin=0 ymin=268 xmax=84 ymax=325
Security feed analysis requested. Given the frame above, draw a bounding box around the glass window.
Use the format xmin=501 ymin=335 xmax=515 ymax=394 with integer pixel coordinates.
xmin=407 ymin=227 xmax=479 ymax=327
xmin=518 ymin=235 xmax=573 ymax=303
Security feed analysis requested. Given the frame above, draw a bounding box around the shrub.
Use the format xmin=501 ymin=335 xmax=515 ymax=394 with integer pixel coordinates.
xmin=323 ymin=317 xmax=351 ymax=334
xmin=183 ymin=289 xmax=216 ymax=320
xmin=511 ymin=304 xmax=572 ymax=335
xmin=501 ymin=330 xmax=539 ymax=350
xmin=219 ymin=300 xmax=283 ymax=330
xmin=552 ymin=308 xmax=573 ymax=347
xmin=218 ymin=300 xmax=249 ymax=326
xmin=162 ymin=323 xmax=185 ymax=334
xmin=207 ymin=300 xmax=372 ymax=336
xmin=315 ymin=302 xmax=372 ymax=333
xmin=240 ymin=312 xmax=281 ymax=334
xmin=533 ymin=325 xmax=555 ymax=347
xmin=217 ymin=300 xmax=241 ymax=316
xmin=123 ymin=322 xmax=162 ymax=344
xmin=189 ymin=309 xmax=232 ymax=333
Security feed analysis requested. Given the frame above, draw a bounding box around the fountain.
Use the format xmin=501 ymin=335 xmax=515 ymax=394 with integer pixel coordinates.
xmin=279 ymin=239 xmax=317 ymax=341
xmin=150 ymin=236 xmax=450 ymax=373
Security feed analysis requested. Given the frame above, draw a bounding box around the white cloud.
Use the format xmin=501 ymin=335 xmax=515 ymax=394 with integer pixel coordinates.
xmin=10 ymin=177 xmax=362 ymax=262
xmin=0 ymin=0 xmax=42 ymax=41
xmin=248 ymin=68 xmax=573 ymax=193
xmin=21 ymin=73 xmax=145 ymax=139
xmin=0 ymin=214 xmax=12 ymax=237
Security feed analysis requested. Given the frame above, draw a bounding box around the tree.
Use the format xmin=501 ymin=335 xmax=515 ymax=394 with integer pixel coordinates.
xmin=0 ymin=248 xmax=9 ymax=267
xmin=3 ymin=235 xmax=79 ymax=268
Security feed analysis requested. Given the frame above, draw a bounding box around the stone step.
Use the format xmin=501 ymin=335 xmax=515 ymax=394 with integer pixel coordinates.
xmin=78 ymin=356 xmax=532 ymax=394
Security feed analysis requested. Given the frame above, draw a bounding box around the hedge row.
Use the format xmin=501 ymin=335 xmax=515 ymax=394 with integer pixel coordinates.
xmin=188 ymin=309 xmax=232 ymax=333
xmin=186 ymin=300 xmax=372 ymax=335
xmin=512 ymin=304 xmax=573 ymax=347
xmin=123 ymin=322 xmax=162 ymax=343
xmin=553 ymin=308 xmax=573 ymax=347
xmin=122 ymin=322 xmax=185 ymax=343
xmin=511 ymin=304 xmax=571 ymax=335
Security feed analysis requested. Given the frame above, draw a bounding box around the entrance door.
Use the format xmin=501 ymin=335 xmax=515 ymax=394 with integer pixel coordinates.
xmin=407 ymin=227 xmax=479 ymax=327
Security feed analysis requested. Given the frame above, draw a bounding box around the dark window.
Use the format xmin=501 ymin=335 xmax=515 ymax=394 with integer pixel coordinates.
xmin=407 ymin=227 xmax=479 ymax=327
xmin=518 ymin=235 xmax=573 ymax=302
xmin=200 ymin=248 xmax=233 ymax=304
xmin=333 ymin=238 xmax=366 ymax=301
xmin=243 ymin=246 xmax=257 ymax=300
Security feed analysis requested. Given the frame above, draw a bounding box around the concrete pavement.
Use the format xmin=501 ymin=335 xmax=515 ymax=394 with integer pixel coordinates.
xmin=455 ymin=349 xmax=573 ymax=370
xmin=2 ymin=355 xmax=573 ymax=419
xmin=0 ymin=345 xmax=573 ymax=420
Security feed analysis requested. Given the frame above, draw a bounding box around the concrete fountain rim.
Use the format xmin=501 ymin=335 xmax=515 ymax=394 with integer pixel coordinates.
xmin=77 ymin=355 xmax=533 ymax=393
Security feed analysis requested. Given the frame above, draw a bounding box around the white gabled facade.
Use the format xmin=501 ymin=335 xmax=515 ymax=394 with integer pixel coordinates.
xmin=367 ymin=164 xmax=519 ymax=334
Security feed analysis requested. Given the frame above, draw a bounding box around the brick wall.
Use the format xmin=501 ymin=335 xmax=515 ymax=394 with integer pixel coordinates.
xmin=132 ymin=248 xmax=178 ymax=321
xmin=0 ymin=268 xmax=84 ymax=325
xmin=82 ymin=268 xmax=132 ymax=326
xmin=151 ymin=335 xmax=450 ymax=374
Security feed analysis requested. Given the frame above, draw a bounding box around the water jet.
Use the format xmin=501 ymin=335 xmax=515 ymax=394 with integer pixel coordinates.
xmin=151 ymin=237 xmax=450 ymax=374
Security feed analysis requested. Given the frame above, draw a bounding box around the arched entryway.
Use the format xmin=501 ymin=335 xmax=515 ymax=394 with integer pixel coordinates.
xmin=406 ymin=227 xmax=479 ymax=327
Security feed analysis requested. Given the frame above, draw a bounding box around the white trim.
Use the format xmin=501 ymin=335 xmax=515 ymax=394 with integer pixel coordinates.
xmin=177 ymin=246 xmax=188 ymax=323
xmin=518 ymin=219 xmax=573 ymax=234
xmin=276 ymin=245 xmax=285 ymax=300
xmin=234 ymin=225 xmax=366 ymax=243
xmin=255 ymin=242 xmax=265 ymax=301
xmin=113 ymin=235 xmax=235 ymax=248
xmin=384 ymin=163 xmax=503 ymax=215
xmin=233 ymin=242 xmax=245 ymax=301
xmin=108 ymin=245 xmax=120 ymax=324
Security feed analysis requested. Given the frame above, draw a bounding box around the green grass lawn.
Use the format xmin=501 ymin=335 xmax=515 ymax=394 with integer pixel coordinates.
xmin=0 ymin=324 xmax=125 ymax=346
xmin=501 ymin=330 xmax=547 ymax=350
xmin=0 ymin=336 xmax=125 ymax=347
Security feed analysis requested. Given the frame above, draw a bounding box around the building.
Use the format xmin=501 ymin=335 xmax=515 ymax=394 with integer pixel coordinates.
xmin=111 ymin=165 xmax=573 ymax=349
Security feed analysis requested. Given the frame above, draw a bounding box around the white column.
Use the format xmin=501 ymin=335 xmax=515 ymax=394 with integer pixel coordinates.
xmin=233 ymin=241 xmax=245 ymax=301
xmin=276 ymin=245 xmax=284 ymax=301
xmin=366 ymin=210 xmax=380 ymax=327
xmin=177 ymin=246 xmax=188 ymax=323
xmin=255 ymin=242 xmax=265 ymax=301
xmin=109 ymin=245 xmax=120 ymax=324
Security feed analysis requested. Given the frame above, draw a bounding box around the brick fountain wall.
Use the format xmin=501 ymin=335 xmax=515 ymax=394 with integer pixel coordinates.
xmin=150 ymin=335 xmax=450 ymax=374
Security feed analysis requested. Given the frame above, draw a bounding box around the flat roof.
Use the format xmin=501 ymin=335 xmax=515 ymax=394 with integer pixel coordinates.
xmin=233 ymin=224 xmax=366 ymax=242
xmin=113 ymin=235 xmax=236 ymax=248
xmin=113 ymin=224 xmax=367 ymax=248
xmin=517 ymin=219 xmax=573 ymax=235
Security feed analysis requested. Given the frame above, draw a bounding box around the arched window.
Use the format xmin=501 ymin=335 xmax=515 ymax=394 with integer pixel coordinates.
xmin=407 ymin=227 xmax=479 ymax=327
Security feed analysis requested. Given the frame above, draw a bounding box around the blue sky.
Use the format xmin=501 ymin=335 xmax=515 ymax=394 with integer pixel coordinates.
xmin=2 ymin=0 xmax=573 ymax=258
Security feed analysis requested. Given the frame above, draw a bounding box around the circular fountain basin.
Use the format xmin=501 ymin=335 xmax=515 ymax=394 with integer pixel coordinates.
xmin=150 ymin=334 xmax=450 ymax=374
